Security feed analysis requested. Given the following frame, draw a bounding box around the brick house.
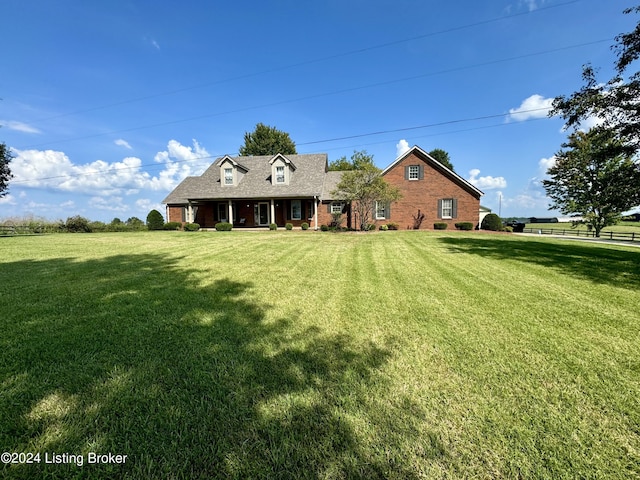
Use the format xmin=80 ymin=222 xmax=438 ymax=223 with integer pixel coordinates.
xmin=375 ymin=145 xmax=484 ymax=230
xmin=163 ymin=146 xmax=483 ymax=229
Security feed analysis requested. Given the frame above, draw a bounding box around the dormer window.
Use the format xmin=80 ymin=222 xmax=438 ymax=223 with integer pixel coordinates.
xmin=219 ymin=155 xmax=248 ymax=187
xmin=224 ymin=168 xmax=233 ymax=185
xmin=270 ymin=154 xmax=296 ymax=186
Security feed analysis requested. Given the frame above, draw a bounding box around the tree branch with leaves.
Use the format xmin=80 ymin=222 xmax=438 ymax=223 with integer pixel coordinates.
xmin=331 ymin=153 xmax=401 ymax=231
xmin=0 ymin=142 xmax=14 ymax=198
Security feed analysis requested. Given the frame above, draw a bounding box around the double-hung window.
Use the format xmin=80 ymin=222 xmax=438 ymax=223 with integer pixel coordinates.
xmin=375 ymin=201 xmax=387 ymax=220
xmin=276 ymin=166 xmax=285 ymax=184
xmin=224 ymin=168 xmax=233 ymax=185
xmin=331 ymin=203 xmax=343 ymax=214
xmin=408 ymin=165 xmax=419 ymax=180
xmin=441 ymin=199 xmax=453 ymax=219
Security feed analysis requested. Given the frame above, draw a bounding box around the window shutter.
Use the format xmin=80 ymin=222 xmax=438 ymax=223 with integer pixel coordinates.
xmin=418 ymin=165 xmax=424 ymax=180
xmin=327 ymin=203 xmax=332 ymax=213
xmin=437 ymin=199 xmax=443 ymax=219
xmin=452 ymin=199 xmax=458 ymax=218
xmin=386 ymin=202 xmax=391 ymax=220
xmin=404 ymin=166 xmax=409 ymax=180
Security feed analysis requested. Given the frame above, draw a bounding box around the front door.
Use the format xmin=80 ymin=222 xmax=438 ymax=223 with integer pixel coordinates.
xmin=255 ymin=202 xmax=269 ymax=226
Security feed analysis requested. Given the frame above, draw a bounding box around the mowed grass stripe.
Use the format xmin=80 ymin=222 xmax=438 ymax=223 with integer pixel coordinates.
xmin=0 ymin=231 xmax=638 ymax=479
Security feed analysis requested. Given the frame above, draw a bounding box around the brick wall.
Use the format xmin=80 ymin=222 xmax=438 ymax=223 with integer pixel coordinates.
xmin=381 ymin=151 xmax=481 ymax=230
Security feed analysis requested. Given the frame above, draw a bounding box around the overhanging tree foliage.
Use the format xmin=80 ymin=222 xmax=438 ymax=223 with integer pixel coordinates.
xmin=542 ymin=129 xmax=640 ymax=237
xmin=0 ymin=142 xmax=14 ymax=198
xmin=331 ymin=153 xmax=401 ymax=231
xmin=239 ymin=123 xmax=297 ymax=156
xmin=551 ymin=6 xmax=640 ymax=157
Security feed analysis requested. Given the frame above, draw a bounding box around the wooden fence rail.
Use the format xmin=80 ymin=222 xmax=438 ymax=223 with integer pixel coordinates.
xmin=522 ymin=228 xmax=639 ymax=242
xmin=0 ymin=225 xmax=46 ymax=236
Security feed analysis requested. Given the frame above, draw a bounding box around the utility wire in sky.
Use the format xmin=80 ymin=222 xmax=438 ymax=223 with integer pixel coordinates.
xmin=25 ymin=0 xmax=582 ymax=124
xmin=18 ymin=37 xmax=608 ymax=151
xmin=11 ymin=109 xmax=550 ymax=185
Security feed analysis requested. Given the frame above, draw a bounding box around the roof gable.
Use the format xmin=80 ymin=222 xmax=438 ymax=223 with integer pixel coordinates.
xmin=382 ymin=145 xmax=483 ymax=197
xmin=218 ymin=155 xmax=249 ymax=173
xmin=269 ymin=153 xmax=297 ymax=171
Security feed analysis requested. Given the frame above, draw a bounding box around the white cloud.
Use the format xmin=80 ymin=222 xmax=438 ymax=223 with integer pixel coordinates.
xmin=538 ymin=156 xmax=556 ymax=176
xmin=0 ymin=193 xmax=17 ymax=205
xmin=89 ymin=196 xmax=129 ymax=213
xmin=521 ymin=0 xmax=544 ymax=11
xmin=395 ymin=139 xmax=410 ymax=158
xmin=1 ymin=120 xmax=41 ymax=134
xmin=11 ymin=139 xmax=210 ymax=197
xmin=115 ymin=139 xmax=132 ymax=150
xmin=467 ymin=169 xmax=507 ymax=190
xmin=508 ymin=94 xmax=554 ymax=122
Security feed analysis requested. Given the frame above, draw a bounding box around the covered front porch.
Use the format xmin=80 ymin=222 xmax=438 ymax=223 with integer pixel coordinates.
xmin=185 ymin=198 xmax=319 ymax=229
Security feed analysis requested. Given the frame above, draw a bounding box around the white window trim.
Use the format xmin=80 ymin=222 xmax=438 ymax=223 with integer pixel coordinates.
xmin=375 ymin=201 xmax=387 ymax=220
xmin=224 ymin=168 xmax=233 ymax=185
xmin=331 ymin=202 xmax=344 ymax=214
xmin=408 ymin=165 xmax=419 ymax=180
xmin=441 ymin=199 xmax=453 ymax=219
xmin=275 ymin=166 xmax=285 ymax=184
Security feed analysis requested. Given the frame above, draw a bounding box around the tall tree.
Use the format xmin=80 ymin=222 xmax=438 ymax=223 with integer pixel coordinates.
xmin=332 ymin=161 xmax=402 ymax=231
xmin=551 ymin=6 xmax=640 ymax=156
xmin=239 ymin=123 xmax=297 ymax=156
xmin=0 ymin=142 xmax=13 ymax=198
xmin=428 ymin=148 xmax=454 ymax=171
xmin=542 ymin=129 xmax=640 ymax=237
xmin=328 ymin=150 xmax=376 ymax=171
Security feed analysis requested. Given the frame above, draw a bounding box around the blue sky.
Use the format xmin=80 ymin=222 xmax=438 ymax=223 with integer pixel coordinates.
xmin=1 ymin=0 xmax=636 ymax=222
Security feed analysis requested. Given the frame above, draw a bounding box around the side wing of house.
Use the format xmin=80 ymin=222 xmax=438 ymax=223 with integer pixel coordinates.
xmin=380 ymin=146 xmax=484 ymax=230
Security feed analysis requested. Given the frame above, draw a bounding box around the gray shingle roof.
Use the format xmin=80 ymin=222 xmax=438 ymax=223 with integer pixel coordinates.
xmin=163 ymin=153 xmax=331 ymax=204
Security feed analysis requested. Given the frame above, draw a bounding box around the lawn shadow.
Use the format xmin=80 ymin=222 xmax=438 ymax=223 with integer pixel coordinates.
xmin=0 ymin=253 xmax=435 ymax=479
xmin=438 ymin=235 xmax=640 ymax=289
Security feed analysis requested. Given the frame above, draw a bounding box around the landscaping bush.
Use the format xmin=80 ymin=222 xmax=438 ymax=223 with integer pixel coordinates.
xmin=320 ymin=225 xmax=329 ymax=232
xmin=183 ymin=223 xmax=200 ymax=231
xmin=434 ymin=222 xmax=448 ymax=230
xmin=503 ymin=226 xmax=513 ymax=233
xmin=269 ymin=223 xmax=278 ymax=231
xmin=215 ymin=222 xmax=233 ymax=231
xmin=146 ymin=209 xmax=165 ymax=231
xmin=285 ymin=223 xmax=293 ymax=230
xmin=481 ymin=213 xmax=503 ymax=231
xmin=386 ymin=222 xmax=399 ymax=230
xmin=455 ymin=222 xmax=474 ymax=231
xmin=367 ymin=223 xmax=376 ymax=231
xmin=88 ymin=221 xmax=107 ymax=232
xmin=301 ymin=222 xmax=309 ymax=230
xmin=65 ymin=215 xmax=92 ymax=233
xmin=329 ymin=213 xmax=343 ymax=229
xmin=163 ymin=221 xmax=182 ymax=231
xmin=379 ymin=224 xmax=389 ymax=231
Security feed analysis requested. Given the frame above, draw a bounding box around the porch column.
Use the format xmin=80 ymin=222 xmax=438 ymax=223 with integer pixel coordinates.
xmin=270 ymin=199 xmax=275 ymax=225
xmin=228 ymin=200 xmax=233 ymax=224
xmin=187 ymin=203 xmax=194 ymax=223
xmin=314 ymin=196 xmax=318 ymax=230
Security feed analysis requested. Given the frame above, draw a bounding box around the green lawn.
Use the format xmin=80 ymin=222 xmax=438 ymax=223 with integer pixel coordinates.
xmin=1 ymin=231 xmax=639 ymax=479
